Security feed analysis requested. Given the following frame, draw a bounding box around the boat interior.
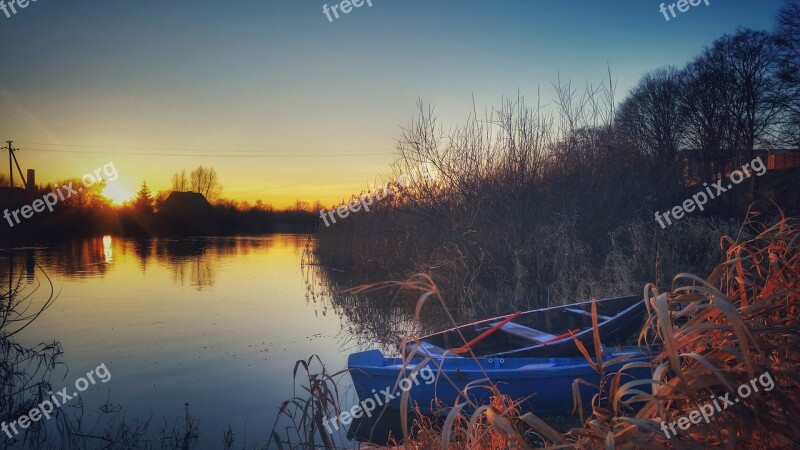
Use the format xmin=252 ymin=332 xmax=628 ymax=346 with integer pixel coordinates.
xmin=406 ymin=296 xmax=641 ymax=358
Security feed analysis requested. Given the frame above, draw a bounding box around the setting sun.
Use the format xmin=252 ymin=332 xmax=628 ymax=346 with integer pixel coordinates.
xmin=102 ymin=183 xmax=135 ymax=205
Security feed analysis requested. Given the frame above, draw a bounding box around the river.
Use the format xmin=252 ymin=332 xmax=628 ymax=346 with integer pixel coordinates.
xmin=4 ymin=234 xmax=411 ymax=449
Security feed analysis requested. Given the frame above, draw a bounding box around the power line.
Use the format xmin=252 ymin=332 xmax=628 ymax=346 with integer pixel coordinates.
xmin=15 ymin=141 xmax=396 ymax=156
xmin=21 ymin=148 xmax=395 ymax=158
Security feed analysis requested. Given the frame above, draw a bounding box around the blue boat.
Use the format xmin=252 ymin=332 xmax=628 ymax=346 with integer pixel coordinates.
xmin=347 ymin=346 xmax=652 ymax=415
xmin=403 ymin=295 xmax=646 ymax=358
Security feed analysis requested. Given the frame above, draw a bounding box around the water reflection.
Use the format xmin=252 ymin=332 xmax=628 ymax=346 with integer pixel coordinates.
xmin=1 ymin=236 xmax=287 ymax=291
xmin=1 ymin=234 xmax=452 ymax=447
xmin=1 ymin=248 xmax=39 ymax=284
xmin=0 ymin=258 xmax=63 ymax=449
xmin=2 ymin=236 xmax=442 ymax=351
xmin=154 ymin=239 xmax=217 ymax=290
xmin=8 ymin=234 xmax=349 ymax=448
xmin=301 ymin=245 xmax=452 ymax=356
xmin=102 ymin=235 xmax=113 ymax=263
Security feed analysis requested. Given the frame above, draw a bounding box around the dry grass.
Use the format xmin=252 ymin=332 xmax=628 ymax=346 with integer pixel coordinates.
xmin=603 ymin=213 xmax=800 ymax=449
xmin=314 ymin=91 xmax=757 ymax=318
xmin=278 ymin=214 xmax=799 ymax=449
xmin=268 ymin=355 xmax=348 ymax=450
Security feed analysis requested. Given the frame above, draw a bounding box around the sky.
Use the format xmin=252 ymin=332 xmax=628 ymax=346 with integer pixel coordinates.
xmin=0 ymin=0 xmax=788 ymax=208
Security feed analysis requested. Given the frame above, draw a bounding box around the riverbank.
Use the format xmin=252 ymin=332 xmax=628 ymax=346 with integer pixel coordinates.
xmin=0 ymin=204 xmax=318 ymax=245
xmin=278 ymin=216 xmax=800 ymax=449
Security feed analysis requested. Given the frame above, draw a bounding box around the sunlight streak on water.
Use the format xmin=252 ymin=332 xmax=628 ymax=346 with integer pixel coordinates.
xmin=102 ymin=235 xmax=113 ymax=263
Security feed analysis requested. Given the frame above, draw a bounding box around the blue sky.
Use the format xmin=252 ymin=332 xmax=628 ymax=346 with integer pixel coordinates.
xmin=0 ymin=0 xmax=788 ymax=206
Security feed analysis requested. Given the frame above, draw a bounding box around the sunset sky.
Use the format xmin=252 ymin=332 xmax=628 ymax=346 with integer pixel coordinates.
xmin=0 ymin=0 xmax=786 ymax=208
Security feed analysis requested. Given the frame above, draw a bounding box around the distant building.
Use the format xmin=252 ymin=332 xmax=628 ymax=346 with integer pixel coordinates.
xmin=768 ymin=149 xmax=800 ymax=171
xmin=159 ymin=191 xmax=213 ymax=216
xmin=0 ymin=169 xmax=37 ymax=203
xmin=155 ymin=191 xmax=215 ymax=235
xmin=679 ymin=149 xmax=799 ymax=186
xmin=0 ymin=186 xmax=36 ymax=211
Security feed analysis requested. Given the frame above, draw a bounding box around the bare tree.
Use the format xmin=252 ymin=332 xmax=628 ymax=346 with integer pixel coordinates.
xmin=682 ymin=43 xmax=736 ymax=180
xmin=190 ymin=166 xmax=222 ymax=200
xmin=680 ymin=29 xmax=782 ymax=178
xmin=171 ymin=169 xmax=189 ymax=192
xmin=616 ymin=66 xmax=685 ymax=165
xmin=776 ymin=0 xmax=800 ymax=147
xmin=715 ymin=29 xmax=784 ymax=156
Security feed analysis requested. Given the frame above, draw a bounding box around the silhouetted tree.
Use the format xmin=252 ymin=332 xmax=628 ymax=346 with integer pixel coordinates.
xmin=190 ymin=166 xmax=222 ymax=201
xmin=680 ymin=29 xmax=782 ymax=177
xmin=616 ymin=66 xmax=685 ymax=165
xmin=153 ymin=191 xmax=168 ymax=213
xmin=716 ymin=29 xmax=783 ymax=156
xmin=133 ymin=181 xmax=154 ymax=214
xmin=688 ymin=58 xmax=732 ymax=176
xmin=171 ymin=169 xmax=189 ymax=192
xmin=776 ymin=0 xmax=800 ymax=147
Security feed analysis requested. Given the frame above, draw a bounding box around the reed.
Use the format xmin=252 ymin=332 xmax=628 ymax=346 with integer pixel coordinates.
xmin=0 ymin=266 xmax=237 ymax=449
xmin=314 ymin=90 xmax=754 ymax=318
xmin=405 ymin=214 xmax=799 ymax=449
xmin=279 ymin=213 xmax=799 ymax=449
xmin=267 ymin=355 xmax=348 ymax=450
xmin=0 ymin=263 xmax=64 ymax=448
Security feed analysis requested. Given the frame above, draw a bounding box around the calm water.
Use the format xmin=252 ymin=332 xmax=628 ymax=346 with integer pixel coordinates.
xmin=3 ymin=235 xmax=408 ymax=448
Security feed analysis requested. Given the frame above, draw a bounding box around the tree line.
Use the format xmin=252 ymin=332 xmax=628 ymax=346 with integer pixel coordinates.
xmin=315 ymin=1 xmax=800 ymax=317
xmin=617 ymin=3 xmax=799 ymax=180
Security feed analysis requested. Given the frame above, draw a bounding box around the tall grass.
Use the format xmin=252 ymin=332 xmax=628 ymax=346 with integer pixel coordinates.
xmin=278 ymin=214 xmax=799 ymax=449
xmin=601 ymin=214 xmax=800 ymax=448
xmin=315 ymin=86 xmax=758 ymax=317
xmin=0 ymin=263 xmax=64 ymax=448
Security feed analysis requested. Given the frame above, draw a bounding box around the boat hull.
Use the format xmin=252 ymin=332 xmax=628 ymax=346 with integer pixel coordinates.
xmin=348 ymin=348 xmax=652 ymax=415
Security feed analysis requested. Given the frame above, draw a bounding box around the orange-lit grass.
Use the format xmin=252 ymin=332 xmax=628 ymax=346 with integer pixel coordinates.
xmin=275 ymin=215 xmax=799 ymax=449
xmin=384 ymin=216 xmax=799 ymax=449
xmin=554 ymin=214 xmax=799 ymax=449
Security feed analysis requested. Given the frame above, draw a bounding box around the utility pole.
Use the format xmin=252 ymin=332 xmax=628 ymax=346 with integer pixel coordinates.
xmin=4 ymin=140 xmax=25 ymax=188
xmin=6 ymin=140 xmax=11 ymax=188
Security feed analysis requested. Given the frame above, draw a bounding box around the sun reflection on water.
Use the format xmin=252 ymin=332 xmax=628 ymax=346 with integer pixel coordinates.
xmin=102 ymin=235 xmax=113 ymax=263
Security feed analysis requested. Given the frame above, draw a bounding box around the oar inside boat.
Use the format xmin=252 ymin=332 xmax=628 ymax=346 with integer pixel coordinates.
xmin=448 ymin=311 xmax=521 ymax=355
xmin=541 ymin=328 xmax=580 ymax=344
xmin=405 ymin=295 xmax=646 ymax=358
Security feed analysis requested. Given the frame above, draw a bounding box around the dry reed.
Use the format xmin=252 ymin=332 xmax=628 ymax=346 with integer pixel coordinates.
xmin=278 ymin=214 xmax=799 ymax=449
